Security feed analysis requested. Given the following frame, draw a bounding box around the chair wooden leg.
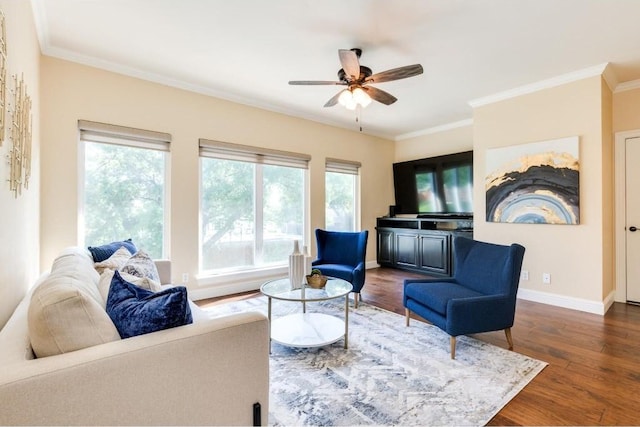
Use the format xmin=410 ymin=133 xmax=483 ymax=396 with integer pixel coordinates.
xmin=505 ymin=327 xmax=514 ymax=350
xmin=354 ymin=293 xmax=359 ymax=308
xmin=450 ymin=336 xmax=456 ymax=359
xmin=405 ymin=308 xmax=410 ymax=326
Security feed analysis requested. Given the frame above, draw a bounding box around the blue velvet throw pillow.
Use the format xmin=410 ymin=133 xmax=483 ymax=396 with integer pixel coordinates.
xmin=106 ymin=271 xmax=193 ymax=339
xmin=88 ymin=238 xmax=137 ymax=262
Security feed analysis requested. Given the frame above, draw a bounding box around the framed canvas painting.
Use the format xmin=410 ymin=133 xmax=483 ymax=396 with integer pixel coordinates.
xmin=485 ymin=136 xmax=579 ymax=224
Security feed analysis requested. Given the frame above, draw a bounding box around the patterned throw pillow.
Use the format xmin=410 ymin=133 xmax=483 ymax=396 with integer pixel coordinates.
xmin=88 ymin=239 xmax=137 ymax=262
xmin=106 ymin=271 xmax=192 ymax=339
xmin=94 ymin=246 xmax=133 ymax=275
xmin=120 ymin=250 xmax=160 ymax=282
xmin=98 ymin=269 xmax=163 ymax=306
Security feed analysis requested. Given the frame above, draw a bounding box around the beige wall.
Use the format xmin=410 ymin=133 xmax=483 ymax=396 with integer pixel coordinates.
xmin=473 ymin=76 xmax=612 ymax=304
xmin=613 ymin=87 xmax=640 ymax=132
xmin=0 ymin=1 xmax=40 ymax=328
xmin=394 ymin=125 xmax=473 ymax=162
xmin=40 ymin=57 xmax=394 ymax=294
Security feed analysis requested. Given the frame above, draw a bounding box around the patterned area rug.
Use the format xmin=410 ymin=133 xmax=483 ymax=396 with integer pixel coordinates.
xmin=206 ymin=297 xmax=546 ymax=426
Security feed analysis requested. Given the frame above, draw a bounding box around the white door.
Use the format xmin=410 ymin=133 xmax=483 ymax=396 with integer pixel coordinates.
xmin=626 ymin=136 xmax=640 ymax=302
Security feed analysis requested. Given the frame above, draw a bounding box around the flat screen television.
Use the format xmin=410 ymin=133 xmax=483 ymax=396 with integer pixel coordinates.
xmin=392 ymin=151 xmax=473 ymax=217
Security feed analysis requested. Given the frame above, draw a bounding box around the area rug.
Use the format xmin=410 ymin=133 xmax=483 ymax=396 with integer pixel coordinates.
xmin=205 ymin=297 xmax=547 ymax=426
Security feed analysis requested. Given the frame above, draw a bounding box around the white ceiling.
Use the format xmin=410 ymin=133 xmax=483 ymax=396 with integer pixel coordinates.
xmin=31 ymin=0 xmax=640 ymax=140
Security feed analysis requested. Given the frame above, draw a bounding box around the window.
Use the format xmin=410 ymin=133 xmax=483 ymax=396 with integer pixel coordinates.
xmin=325 ymin=158 xmax=360 ymax=232
xmin=199 ymin=139 xmax=309 ymax=274
xmin=79 ymin=121 xmax=170 ymax=259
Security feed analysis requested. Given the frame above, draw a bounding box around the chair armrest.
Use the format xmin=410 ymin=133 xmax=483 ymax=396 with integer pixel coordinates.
xmin=446 ymin=294 xmax=516 ymax=336
xmin=0 ymin=312 xmax=269 ymax=426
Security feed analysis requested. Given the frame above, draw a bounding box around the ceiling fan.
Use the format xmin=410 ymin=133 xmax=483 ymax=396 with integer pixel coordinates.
xmin=288 ymin=48 xmax=423 ymax=109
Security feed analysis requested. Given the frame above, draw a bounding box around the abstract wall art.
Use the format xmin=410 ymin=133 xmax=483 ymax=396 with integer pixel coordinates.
xmin=485 ymin=136 xmax=579 ymax=224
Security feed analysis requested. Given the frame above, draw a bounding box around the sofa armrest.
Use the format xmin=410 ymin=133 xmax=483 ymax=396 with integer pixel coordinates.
xmin=154 ymin=259 xmax=172 ymax=285
xmin=0 ymin=312 xmax=269 ymax=426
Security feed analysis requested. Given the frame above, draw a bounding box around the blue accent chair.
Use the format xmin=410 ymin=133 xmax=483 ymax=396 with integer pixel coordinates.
xmin=404 ymin=237 xmax=525 ymax=359
xmin=312 ymin=229 xmax=369 ymax=307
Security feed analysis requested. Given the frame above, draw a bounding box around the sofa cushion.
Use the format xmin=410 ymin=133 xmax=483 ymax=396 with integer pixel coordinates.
xmin=404 ymin=281 xmax=483 ymax=316
xmin=88 ymin=239 xmax=137 ymax=262
xmin=120 ymin=250 xmax=160 ymax=282
xmin=106 ymin=271 xmax=193 ymax=339
xmin=98 ymin=269 xmax=163 ymax=307
xmin=27 ymin=250 xmax=120 ymax=358
xmin=50 ymin=251 xmax=103 ymax=305
xmin=94 ymin=246 xmax=133 ymax=275
xmin=28 ymin=279 xmax=120 ymax=358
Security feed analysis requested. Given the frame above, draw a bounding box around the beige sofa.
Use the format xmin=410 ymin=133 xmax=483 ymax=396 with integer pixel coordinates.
xmin=0 ymin=247 xmax=269 ymax=426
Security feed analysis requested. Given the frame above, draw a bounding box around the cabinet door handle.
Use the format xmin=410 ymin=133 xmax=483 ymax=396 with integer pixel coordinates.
xmin=630 ymin=226 xmax=638 ymax=232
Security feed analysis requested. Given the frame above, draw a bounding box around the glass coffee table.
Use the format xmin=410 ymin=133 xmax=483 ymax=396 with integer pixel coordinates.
xmin=260 ymin=277 xmax=352 ymax=350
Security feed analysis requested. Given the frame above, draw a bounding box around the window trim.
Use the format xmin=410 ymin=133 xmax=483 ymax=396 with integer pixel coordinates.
xmin=325 ymin=158 xmax=362 ymax=231
xmin=198 ymin=140 xmax=310 ymax=279
xmin=77 ymin=120 xmax=171 ymax=258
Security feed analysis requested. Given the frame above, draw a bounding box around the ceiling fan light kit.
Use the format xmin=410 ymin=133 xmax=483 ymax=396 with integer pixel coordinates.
xmin=338 ymin=87 xmax=371 ymax=110
xmin=289 ymin=47 xmax=423 ymax=111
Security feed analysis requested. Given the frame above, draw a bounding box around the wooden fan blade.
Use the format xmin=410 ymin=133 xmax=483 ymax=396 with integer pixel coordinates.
xmin=365 ymin=64 xmax=423 ymax=84
xmin=338 ymin=49 xmax=361 ymax=81
xmin=324 ymin=90 xmax=345 ymax=107
xmin=288 ymin=80 xmax=345 ymax=85
xmin=363 ymin=86 xmax=397 ymax=105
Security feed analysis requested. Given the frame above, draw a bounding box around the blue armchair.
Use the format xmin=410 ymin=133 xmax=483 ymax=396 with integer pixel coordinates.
xmin=312 ymin=229 xmax=369 ymax=307
xmin=404 ymin=237 xmax=525 ymax=359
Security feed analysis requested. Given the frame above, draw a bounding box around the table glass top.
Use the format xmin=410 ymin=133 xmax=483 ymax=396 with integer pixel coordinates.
xmin=260 ymin=277 xmax=352 ymax=302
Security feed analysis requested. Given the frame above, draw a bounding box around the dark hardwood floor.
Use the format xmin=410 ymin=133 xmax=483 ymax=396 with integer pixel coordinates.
xmin=197 ymin=267 xmax=640 ymax=426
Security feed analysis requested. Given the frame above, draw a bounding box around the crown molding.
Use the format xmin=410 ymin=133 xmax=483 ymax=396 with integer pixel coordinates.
xmin=30 ymin=0 xmax=49 ymax=53
xmin=601 ymin=63 xmax=618 ymax=91
xmin=614 ymin=78 xmax=640 ymax=93
xmin=394 ymin=118 xmax=473 ymax=141
xmin=469 ymin=63 xmax=611 ymax=108
xmin=42 ymin=44 xmax=397 ymax=140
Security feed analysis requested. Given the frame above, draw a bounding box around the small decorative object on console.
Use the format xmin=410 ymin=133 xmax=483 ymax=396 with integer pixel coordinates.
xmin=306 ymin=268 xmax=328 ymax=289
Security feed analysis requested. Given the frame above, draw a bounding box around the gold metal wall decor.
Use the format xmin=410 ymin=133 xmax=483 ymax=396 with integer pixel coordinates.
xmin=8 ymin=73 xmax=32 ymax=197
xmin=0 ymin=10 xmax=6 ymax=146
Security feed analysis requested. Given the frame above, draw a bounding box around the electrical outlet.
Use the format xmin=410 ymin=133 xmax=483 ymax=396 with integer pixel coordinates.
xmin=542 ymin=273 xmax=551 ymax=284
xmin=182 ymin=273 xmax=189 ymax=284
xmin=521 ymin=270 xmax=529 ymax=281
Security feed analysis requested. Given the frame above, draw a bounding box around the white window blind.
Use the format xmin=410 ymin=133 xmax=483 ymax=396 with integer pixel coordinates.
xmin=199 ymin=138 xmax=310 ymax=169
xmin=326 ymin=158 xmax=361 ymax=175
xmin=79 ymin=120 xmax=171 ymax=152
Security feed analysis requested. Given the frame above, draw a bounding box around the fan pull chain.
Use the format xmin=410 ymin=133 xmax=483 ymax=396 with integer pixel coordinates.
xmin=356 ymin=104 xmax=363 ymax=132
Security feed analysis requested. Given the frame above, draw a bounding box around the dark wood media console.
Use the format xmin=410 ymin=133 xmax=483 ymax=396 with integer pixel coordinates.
xmin=376 ymin=216 xmax=473 ymax=276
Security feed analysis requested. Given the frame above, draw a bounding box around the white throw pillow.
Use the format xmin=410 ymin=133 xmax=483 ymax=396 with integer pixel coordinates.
xmin=94 ymin=246 xmax=133 ymax=275
xmin=98 ymin=269 xmax=163 ymax=306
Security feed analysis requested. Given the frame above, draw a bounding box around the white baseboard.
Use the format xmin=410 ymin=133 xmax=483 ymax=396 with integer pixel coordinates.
xmin=517 ymin=288 xmax=616 ymax=315
xmin=188 ymin=280 xmax=263 ymax=301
